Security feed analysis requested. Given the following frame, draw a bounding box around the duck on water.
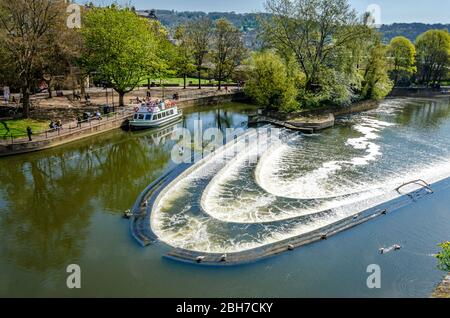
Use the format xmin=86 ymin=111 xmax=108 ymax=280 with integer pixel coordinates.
xmin=129 ymin=99 xmax=183 ymax=130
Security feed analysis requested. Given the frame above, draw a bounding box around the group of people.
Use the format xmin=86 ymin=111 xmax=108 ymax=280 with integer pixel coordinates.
xmin=73 ymin=91 xmax=91 ymax=104
xmin=49 ymin=120 xmax=63 ymax=131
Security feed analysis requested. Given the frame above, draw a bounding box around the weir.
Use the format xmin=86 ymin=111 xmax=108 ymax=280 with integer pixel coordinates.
xmin=129 ymin=97 xmax=450 ymax=266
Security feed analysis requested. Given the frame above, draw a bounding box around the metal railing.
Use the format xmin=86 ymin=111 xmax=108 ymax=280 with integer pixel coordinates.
xmin=0 ymin=107 xmax=133 ymax=145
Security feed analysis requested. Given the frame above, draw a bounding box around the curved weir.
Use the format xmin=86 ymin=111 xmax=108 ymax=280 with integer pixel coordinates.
xmin=130 ymin=97 xmax=450 ymax=265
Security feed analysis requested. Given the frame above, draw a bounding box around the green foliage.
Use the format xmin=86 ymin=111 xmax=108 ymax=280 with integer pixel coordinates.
xmin=173 ymin=25 xmax=196 ymax=88
xmin=387 ymin=36 xmax=416 ymax=85
xmin=81 ymin=6 xmax=165 ymax=105
xmin=261 ymin=0 xmax=379 ymax=108
xmin=211 ymin=18 xmax=247 ymax=89
xmin=436 ymin=242 xmax=450 ymax=272
xmin=245 ymin=51 xmax=300 ymax=112
xmin=185 ymin=17 xmax=213 ymax=88
xmin=361 ymin=43 xmax=393 ymax=100
xmin=415 ymin=29 xmax=450 ymax=85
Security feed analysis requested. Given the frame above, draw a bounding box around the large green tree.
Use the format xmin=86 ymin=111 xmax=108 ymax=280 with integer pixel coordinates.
xmin=387 ymin=36 xmax=416 ymax=86
xmin=262 ymin=0 xmax=370 ymax=105
xmin=81 ymin=6 xmax=164 ymax=106
xmin=186 ymin=17 xmax=213 ymax=89
xmin=415 ymin=29 xmax=450 ymax=86
xmin=361 ymin=42 xmax=393 ymax=100
xmin=211 ymin=18 xmax=247 ymax=90
xmin=245 ymin=51 xmax=299 ymax=112
xmin=0 ymin=0 xmax=70 ymax=117
xmin=173 ymin=25 xmax=196 ymax=89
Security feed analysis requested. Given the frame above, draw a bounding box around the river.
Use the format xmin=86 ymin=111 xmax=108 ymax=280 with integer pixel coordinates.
xmin=0 ymin=99 xmax=449 ymax=297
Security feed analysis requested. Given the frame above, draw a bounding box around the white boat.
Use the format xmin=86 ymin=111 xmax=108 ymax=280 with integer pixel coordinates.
xmin=129 ymin=101 xmax=183 ymax=130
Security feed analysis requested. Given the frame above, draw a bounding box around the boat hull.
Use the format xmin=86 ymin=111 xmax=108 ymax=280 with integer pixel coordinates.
xmin=129 ymin=113 xmax=183 ymax=130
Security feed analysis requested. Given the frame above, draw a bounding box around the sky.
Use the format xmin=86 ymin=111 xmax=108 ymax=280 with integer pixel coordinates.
xmin=88 ymin=0 xmax=450 ymax=24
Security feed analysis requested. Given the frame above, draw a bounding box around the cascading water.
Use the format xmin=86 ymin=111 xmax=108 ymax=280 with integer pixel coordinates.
xmin=150 ymin=97 xmax=450 ymax=255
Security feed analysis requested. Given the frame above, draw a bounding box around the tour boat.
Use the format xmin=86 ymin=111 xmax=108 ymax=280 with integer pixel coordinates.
xmin=129 ymin=100 xmax=183 ymax=130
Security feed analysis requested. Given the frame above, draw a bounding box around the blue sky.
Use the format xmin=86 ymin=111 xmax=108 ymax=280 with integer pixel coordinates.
xmin=87 ymin=0 xmax=450 ymax=24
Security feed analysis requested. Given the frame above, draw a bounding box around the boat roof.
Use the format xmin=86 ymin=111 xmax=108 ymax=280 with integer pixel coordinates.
xmin=135 ymin=103 xmax=177 ymax=114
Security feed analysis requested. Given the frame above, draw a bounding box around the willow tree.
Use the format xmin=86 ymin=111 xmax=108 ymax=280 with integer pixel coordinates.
xmin=81 ymin=6 xmax=163 ymax=106
xmin=211 ymin=18 xmax=247 ymax=90
xmin=361 ymin=42 xmax=393 ymax=100
xmin=245 ymin=51 xmax=299 ymax=112
xmin=261 ymin=0 xmax=371 ymax=106
xmin=387 ymin=36 xmax=416 ymax=86
xmin=416 ymin=29 xmax=450 ymax=86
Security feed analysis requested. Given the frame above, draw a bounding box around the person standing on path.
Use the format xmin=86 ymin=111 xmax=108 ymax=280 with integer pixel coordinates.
xmin=1 ymin=121 xmax=10 ymax=138
xmin=26 ymin=126 xmax=33 ymax=141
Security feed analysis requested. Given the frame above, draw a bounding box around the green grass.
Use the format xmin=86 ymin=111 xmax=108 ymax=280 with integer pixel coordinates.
xmin=0 ymin=119 xmax=48 ymax=138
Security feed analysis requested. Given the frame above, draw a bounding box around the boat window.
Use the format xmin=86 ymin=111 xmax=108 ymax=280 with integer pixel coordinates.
xmin=153 ymin=115 xmax=158 ymax=120
xmin=138 ymin=114 xmax=145 ymax=120
xmin=134 ymin=114 xmax=138 ymax=119
xmin=158 ymin=114 xmax=162 ymax=119
xmin=170 ymin=110 xmax=174 ymax=115
xmin=145 ymin=115 xmax=152 ymax=120
xmin=162 ymin=112 xmax=166 ymax=118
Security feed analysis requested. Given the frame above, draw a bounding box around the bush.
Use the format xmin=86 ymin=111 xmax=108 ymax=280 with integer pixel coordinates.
xmin=245 ymin=51 xmax=300 ymax=112
xmin=437 ymin=241 xmax=450 ymax=272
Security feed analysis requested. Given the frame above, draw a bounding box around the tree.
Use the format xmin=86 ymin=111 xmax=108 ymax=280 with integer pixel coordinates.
xmin=361 ymin=42 xmax=393 ymax=100
xmin=387 ymin=36 xmax=416 ymax=86
xmin=186 ymin=17 xmax=213 ymax=89
xmin=0 ymin=0 xmax=67 ymax=117
xmin=416 ymin=29 xmax=450 ymax=86
xmin=173 ymin=25 xmax=196 ymax=89
xmin=211 ymin=18 xmax=247 ymax=90
xmin=436 ymin=241 xmax=450 ymax=272
xmin=261 ymin=0 xmax=369 ymax=102
xmin=245 ymin=51 xmax=299 ymax=112
xmin=81 ymin=6 xmax=163 ymax=106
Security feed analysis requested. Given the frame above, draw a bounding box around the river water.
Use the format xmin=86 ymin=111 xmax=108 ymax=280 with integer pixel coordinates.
xmin=0 ymin=99 xmax=449 ymax=297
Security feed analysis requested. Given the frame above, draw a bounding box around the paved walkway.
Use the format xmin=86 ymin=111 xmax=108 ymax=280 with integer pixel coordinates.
xmin=0 ymin=90 xmax=244 ymax=156
xmin=0 ymin=107 xmax=134 ymax=146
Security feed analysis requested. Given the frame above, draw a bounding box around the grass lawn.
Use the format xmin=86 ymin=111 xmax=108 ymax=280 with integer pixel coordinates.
xmin=0 ymin=119 xmax=48 ymax=139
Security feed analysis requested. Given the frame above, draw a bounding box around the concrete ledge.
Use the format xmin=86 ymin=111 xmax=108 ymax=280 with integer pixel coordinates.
xmin=0 ymin=115 xmax=131 ymax=157
xmin=432 ymin=274 xmax=450 ymax=298
xmin=389 ymin=87 xmax=449 ymax=98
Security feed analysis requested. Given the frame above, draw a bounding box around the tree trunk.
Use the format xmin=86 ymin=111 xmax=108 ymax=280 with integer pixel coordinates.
xmin=218 ymin=79 xmax=222 ymax=91
xmin=198 ymin=70 xmax=202 ymax=89
xmin=21 ymin=86 xmax=31 ymax=118
xmin=80 ymin=76 xmax=86 ymax=96
xmin=49 ymin=79 xmax=54 ymax=99
xmin=183 ymin=75 xmax=187 ymax=89
xmin=119 ymin=92 xmax=125 ymax=107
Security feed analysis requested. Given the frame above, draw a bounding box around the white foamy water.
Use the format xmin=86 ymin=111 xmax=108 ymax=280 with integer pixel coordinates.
xmin=150 ymin=97 xmax=450 ymax=253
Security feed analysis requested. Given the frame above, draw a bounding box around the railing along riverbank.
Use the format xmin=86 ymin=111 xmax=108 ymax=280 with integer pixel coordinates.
xmin=0 ymin=107 xmax=134 ymax=156
xmin=0 ymin=90 xmax=246 ymax=157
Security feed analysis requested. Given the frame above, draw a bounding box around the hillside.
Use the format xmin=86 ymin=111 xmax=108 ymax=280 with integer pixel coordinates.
xmin=137 ymin=10 xmax=450 ymax=46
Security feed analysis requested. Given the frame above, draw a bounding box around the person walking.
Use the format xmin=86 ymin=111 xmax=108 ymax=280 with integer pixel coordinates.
xmin=26 ymin=126 xmax=33 ymax=142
